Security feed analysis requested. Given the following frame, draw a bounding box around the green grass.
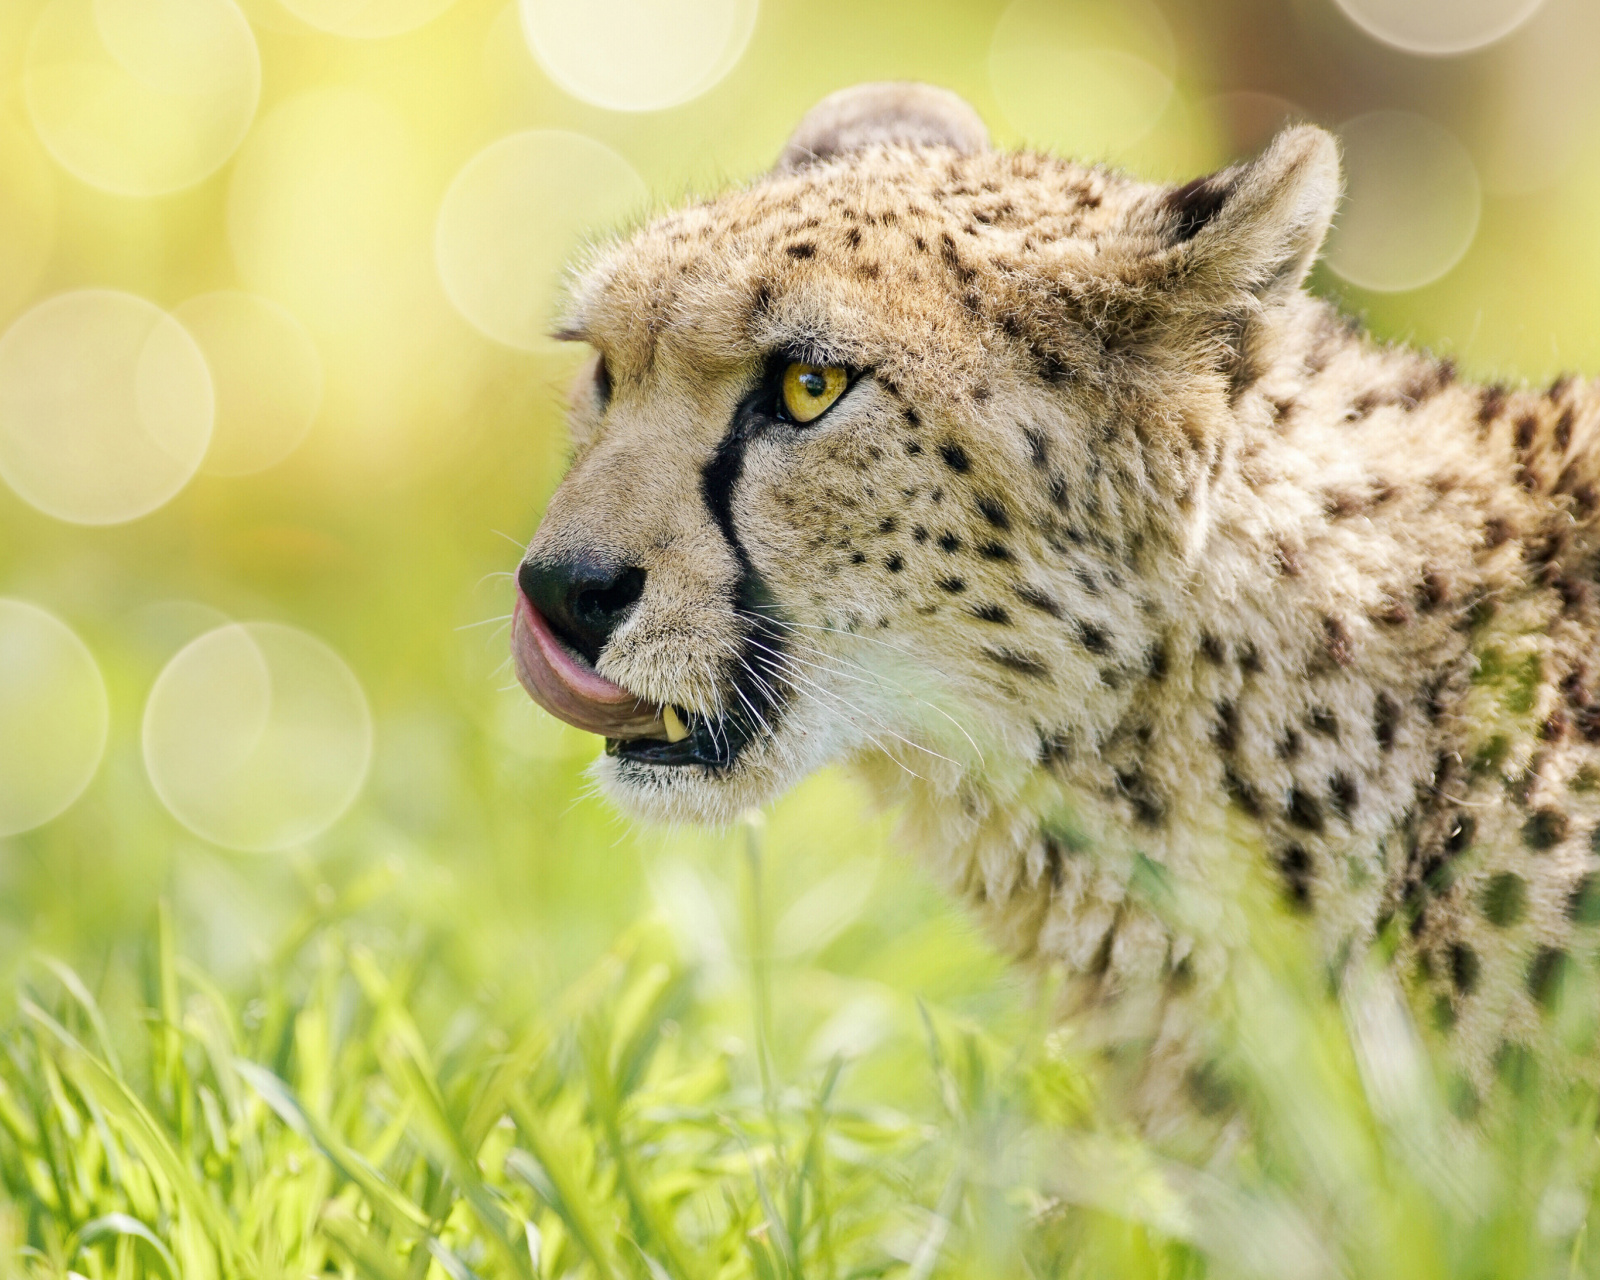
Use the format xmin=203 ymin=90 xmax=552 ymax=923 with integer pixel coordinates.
xmin=8 ymin=804 xmax=1600 ymax=1280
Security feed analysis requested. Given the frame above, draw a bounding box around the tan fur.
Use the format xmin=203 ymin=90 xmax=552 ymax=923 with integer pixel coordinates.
xmin=523 ymin=85 xmax=1600 ymax=1133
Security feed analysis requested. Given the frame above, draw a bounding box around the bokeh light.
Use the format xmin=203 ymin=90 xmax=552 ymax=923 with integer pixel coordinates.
xmin=1332 ymin=0 xmax=1545 ymax=56
xmin=143 ymin=621 xmax=372 ymax=852
xmin=437 ymin=130 xmax=649 ymax=351
xmin=0 ymin=290 xmax=213 ymax=525
xmin=0 ymin=112 xmax=58 ymax=324
xmin=989 ymin=0 xmax=1175 ymax=158
xmin=518 ymin=0 xmax=758 ymax=113
xmin=277 ymin=0 xmax=457 ymax=39
xmin=1327 ymin=111 xmax=1482 ymax=294
xmin=24 ymin=0 xmax=260 ymax=197
xmin=0 ymin=599 xmax=108 ymax=838
xmin=174 ymin=292 xmax=323 ymax=476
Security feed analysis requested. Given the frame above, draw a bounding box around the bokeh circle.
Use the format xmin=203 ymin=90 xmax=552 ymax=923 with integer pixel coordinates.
xmin=143 ymin=622 xmax=372 ymax=851
xmin=0 ymin=599 xmax=108 ymax=837
xmin=518 ymin=0 xmax=758 ymax=113
xmin=25 ymin=0 xmax=261 ymax=197
xmin=1327 ymin=111 xmax=1482 ymax=293
xmin=175 ymin=292 xmax=323 ymax=476
xmin=989 ymin=0 xmax=1175 ymax=158
xmin=1332 ymin=0 xmax=1545 ymax=56
xmin=0 ymin=291 xmax=214 ymax=525
xmin=277 ymin=0 xmax=457 ymax=39
xmin=436 ymin=130 xmax=648 ymax=350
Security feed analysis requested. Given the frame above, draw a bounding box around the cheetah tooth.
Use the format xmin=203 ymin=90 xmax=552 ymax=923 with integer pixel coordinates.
xmin=663 ymin=705 xmax=690 ymax=743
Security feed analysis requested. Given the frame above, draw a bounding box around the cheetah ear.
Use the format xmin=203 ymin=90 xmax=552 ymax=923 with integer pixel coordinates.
xmin=1159 ymin=125 xmax=1341 ymax=303
xmin=775 ymin=82 xmax=990 ymax=174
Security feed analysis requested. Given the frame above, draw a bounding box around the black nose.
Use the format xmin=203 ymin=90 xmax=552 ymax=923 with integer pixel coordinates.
xmin=518 ymin=555 xmax=646 ymax=666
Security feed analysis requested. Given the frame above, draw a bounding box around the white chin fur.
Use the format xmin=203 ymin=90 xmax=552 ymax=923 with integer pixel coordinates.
xmin=590 ymin=701 xmax=855 ymax=826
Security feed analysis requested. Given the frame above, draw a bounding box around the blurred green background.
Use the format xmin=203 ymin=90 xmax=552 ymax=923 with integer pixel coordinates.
xmin=3 ymin=0 xmax=1600 ymax=1274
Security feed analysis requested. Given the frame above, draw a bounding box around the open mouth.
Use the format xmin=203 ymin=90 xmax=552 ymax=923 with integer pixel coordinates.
xmin=510 ymin=592 xmax=775 ymax=770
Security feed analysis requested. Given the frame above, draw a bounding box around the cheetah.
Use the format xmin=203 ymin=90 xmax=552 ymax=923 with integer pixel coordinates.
xmin=511 ymin=83 xmax=1600 ymax=1131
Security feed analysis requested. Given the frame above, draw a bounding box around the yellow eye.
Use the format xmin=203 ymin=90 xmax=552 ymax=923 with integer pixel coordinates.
xmin=780 ymin=362 xmax=848 ymax=424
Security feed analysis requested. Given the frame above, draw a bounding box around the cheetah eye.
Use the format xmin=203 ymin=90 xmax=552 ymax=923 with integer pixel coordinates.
xmin=779 ymin=361 xmax=848 ymax=424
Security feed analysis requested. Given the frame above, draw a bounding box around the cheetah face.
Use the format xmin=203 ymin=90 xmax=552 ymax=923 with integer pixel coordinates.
xmin=510 ymin=84 xmax=1339 ymax=824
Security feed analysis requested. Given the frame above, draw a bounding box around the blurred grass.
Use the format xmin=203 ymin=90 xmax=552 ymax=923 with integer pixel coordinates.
xmin=5 ymin=0 xmax=1600 ymax=1273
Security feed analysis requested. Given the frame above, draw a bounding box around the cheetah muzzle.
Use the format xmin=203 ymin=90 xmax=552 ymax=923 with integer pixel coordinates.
xmin=513 ymin=81 xmax=1600 ymax=1127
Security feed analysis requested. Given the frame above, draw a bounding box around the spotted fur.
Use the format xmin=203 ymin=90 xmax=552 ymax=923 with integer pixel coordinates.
xmin=523 ymin=84 xmax=1600 ymax=1133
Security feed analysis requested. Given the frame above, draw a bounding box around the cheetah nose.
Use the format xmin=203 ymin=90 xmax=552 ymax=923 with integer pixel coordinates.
xmin=517 ymin=554 xmax=646 ymax=666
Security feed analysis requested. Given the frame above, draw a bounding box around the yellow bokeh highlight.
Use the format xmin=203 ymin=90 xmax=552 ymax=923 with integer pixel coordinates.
xmin=989 ymin=0 xmax=1174 ymax=160
xmin=0 ymin=290 xmax=213 ymax=525
xmin=518 ymin=0 xmax=758 ymax=113
xmin=436 ymin=130 xmax=649 ymax=351
xmin=278 ymin=0 xmax=457 ymax=39
xmin=0 ymin=599 xmax=108 ymax=838
xmin=25 ymin=0 xmax=260 ymax=197
xmin=1332 ymin=0 xmax=1545 ymax=56
xmin=175 ymin=292 xmax=323 ymax=477
xmin=1327 ymin=111 xmax=1482 ymax=294
xmin=143 ymin=622 xmax=373 ymax=852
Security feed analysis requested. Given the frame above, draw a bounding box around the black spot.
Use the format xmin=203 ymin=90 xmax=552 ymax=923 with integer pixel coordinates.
xmin=1330 ymin=774 xmax=1358 ymax=818
xmin=1375 ymin=693 xmax=1400 ymax=752
xmin=1308 ymin=707 xmax=1339 ymax=738
xmin=885 ymin=554 xmax=903 ymax=573
xmin=1224 ymin=767 xmax=1261 ymax=816
xmin=1277 ymin=730 xmax=1301 ymax=761
xmin=1115 ymin=768 xmax=1165 ymax=826
xmin=971 ymin=604 xmax=1010 ymax=624
xmin=1523 ymin=807 xmax=1569 ymax=851
xmin=1449 ymin=944 xmax=1480 ymax=995
xmin=937 ymin=532 xmax=960 ymax=553
xmin=1278 ymin=844 xmax=1313 ymax=910
xmin=1199 ymin=632 xmax=1226 ymax=665
xmin=844 ymin=227 xmax=862 ymax=249
xmin=1445 ymin=813 xmax=1476 ymax=854
xmin=1287 ymin=788 xmax=1324 ymax=833
xmin=975 ymin=496 xmax=1010 ymax=530
xmin=1023 ymin=426 xmax=1048 ymax=468
xmin=984 ymin=646 xmax=1048 ymax=678
xmin=1013 ymin=584 xmax=1061 ymax=617
xmin=1078 ymin=623 xmax=1110 ymax=655
xmin=937 ymin=576 xmax=966 ymax=594
xmin=1147 ymin=641 xmax=1169 ymax=682
xmin=786 ymin=242 xmax=816 ymax=259
xmin=1527 ymin=947 xmax=1569 ymax=1008
xmin=878 ymin=516 xmax=897 ymax=534
xmin=938 ymin=442 xmax=970 ymax=473
xmin=1213 ymin=700 xmax=1238 ymax=752
xmin=1481 ymin=872 xmax=1527 ymax=927
xmin=904 ymin=440 xmax=923 ymax=456
xmin=912 ymin=525 xmax=929 ymax=543
xmin=1566 ymin=874 xmax=1600 ymax=924
xmin=849 ymin=551 xmax=865 ymax=565
xmin=1238 ymin=643 xmax=1262 ymax=675
xmin=978 ymin=541 xmax=1012 ymax=561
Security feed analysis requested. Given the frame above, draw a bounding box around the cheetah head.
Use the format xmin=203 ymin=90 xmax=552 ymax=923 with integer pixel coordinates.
xmin=512 ymin=83 xmax=1341 ymax=824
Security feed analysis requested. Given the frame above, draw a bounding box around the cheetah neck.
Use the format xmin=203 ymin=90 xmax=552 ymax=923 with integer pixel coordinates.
xmin=862 ymin=298 xmax=1600 ymax=993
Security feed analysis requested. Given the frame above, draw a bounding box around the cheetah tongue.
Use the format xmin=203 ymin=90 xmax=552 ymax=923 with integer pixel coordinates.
xmin=511 ymin=592 xmax=667 ymax=739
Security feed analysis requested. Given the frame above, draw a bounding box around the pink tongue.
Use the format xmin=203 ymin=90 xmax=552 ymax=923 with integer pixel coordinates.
xmin=511 ymin=593 xmax=667 ymax=738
